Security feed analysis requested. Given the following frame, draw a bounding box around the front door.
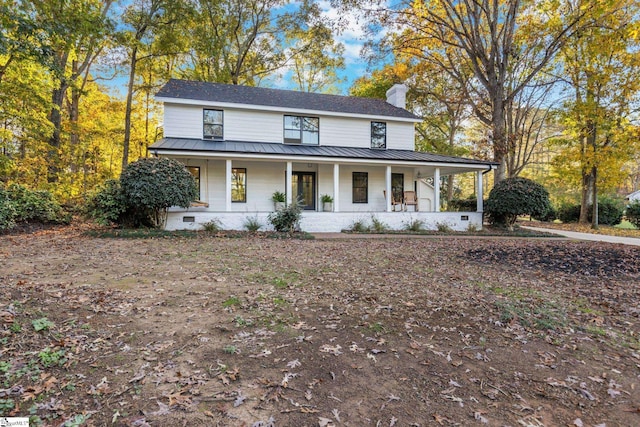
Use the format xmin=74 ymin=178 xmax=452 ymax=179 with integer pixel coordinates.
xmin=292 ymin=172 xmax=316 ymax=210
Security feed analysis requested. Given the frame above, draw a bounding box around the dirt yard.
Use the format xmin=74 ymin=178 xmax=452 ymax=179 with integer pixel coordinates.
xmin=1 ymin=227 xmax=640 ymax=426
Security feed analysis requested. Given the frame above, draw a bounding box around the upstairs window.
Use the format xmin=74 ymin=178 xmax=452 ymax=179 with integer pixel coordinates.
xmin=204 ymin=109 xmax=223 ymax=140
xmin=371 ymin=121 xmax=386 ymax=149
xmin=284 ymin=115 xmax=319 ymax=145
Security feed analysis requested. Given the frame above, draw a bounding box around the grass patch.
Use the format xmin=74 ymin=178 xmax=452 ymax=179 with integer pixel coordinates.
xmin=222 ymin=296 xmax=241 ymax=308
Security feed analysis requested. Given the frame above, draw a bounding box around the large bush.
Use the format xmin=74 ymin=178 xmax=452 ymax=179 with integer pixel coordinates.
xmin=86 ymin=179 xmax=128 ymax=226
xmin=120 ymin=157 xmax=198 ymax=228
xmin=485 ymin=177 xmax=551 ymax=227
xmin=627 ymin=201 xmax=640 ymax=228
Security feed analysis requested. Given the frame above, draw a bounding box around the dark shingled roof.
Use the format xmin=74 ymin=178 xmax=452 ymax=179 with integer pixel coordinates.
xmin=150 ymin=138 xmax=496 ymax=166
xmin=156 ymin=79 xmax=420 ymax=120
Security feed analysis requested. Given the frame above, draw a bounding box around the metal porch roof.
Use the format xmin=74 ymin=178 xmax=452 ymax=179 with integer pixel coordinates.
xmin=149 ymin=138 xmax=496 ymax=167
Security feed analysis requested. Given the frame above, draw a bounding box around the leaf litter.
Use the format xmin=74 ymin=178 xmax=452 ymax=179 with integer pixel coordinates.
xmin=0 ymin=227 xmax=639 ymax=425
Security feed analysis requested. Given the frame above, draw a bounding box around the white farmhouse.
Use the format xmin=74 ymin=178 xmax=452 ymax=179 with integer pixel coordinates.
xmin=149 ymin=79 xmax=496 ymax=232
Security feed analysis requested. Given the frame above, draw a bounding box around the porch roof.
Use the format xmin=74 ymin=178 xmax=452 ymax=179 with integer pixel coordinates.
xmin=150 ymin=138 xmax=497 ymax=169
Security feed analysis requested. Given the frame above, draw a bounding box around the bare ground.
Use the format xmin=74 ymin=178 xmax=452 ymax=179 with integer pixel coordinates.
xmin=1 ymin=226 xmax=640 ymax=426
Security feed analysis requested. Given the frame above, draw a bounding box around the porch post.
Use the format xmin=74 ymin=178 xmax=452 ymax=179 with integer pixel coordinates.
xmin=333 ymin=163 xmax=340 ymax=212
xmin=286 ymin=161 xmax=293 ymax=205
xmin=385 ymin=165 xmax=392 ymax=212
xmin=434 ymin=167 xmax=440 ymax=212
xmin=476 ymin=170 xmax=484 ymax=212
xmin=225 ymin=159 xmax=232 ymax=212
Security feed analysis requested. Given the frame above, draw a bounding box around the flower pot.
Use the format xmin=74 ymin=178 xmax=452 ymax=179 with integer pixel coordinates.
xmin=323 ymin=202 xmax=333 ymax=212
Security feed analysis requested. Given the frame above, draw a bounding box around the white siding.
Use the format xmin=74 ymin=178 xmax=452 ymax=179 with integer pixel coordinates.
xmin=163 ymin=104 xmax=203 ymax=139
xmin=163 ymin=103 xmax=415 ymax=150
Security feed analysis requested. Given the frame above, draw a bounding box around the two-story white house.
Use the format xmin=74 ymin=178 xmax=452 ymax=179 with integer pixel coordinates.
xmin=149 ymin=79 xmax=495 ymax=232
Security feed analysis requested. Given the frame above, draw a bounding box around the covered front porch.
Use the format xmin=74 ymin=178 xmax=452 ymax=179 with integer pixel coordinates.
xmin=150 ymin=138 xmax=495 ymax=232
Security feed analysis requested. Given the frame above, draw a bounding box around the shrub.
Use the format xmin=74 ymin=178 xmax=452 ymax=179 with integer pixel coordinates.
xmin=120 ymin=157 xmax=198 ymax=228
xmin=1 ymin=184 xmax=69 ymax=227
xmin=370 ymin=215 xmax=388 ymax=232
xmin=485 ymin=177 xmax=551 ymax=227
xmin=348 ymin=219 xmax=370 ymax=232
xmin=202 ymin=219 xmax=222 ymax=232
xmin=86 ymin=180 xmax=127 ymax=226
xmin=268 ymin=199 xmax=302 ymax=232
xmin=626 ymin=201 xmax=640 ymax=228
xmin=595 ymin=198 xmax=623 ymax=226
xmin=448 ymin=198 xmax=478 ymax=212
xmin=243 ymin=215 xmax=263 ymax=232
xmin=557 ymin=199 xmax=623 ymax=225
xmin=557 ymin=203 xmax=581 ymax=223
xmin=403 ymin=218 xmax=425 ymax=232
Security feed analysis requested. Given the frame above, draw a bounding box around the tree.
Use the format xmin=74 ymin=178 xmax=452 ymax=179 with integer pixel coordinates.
xmin=555 ymin=0 xmax=639 ymax=226
xmin=118 ymin=0 xmax=188 ymax=169
xmin=373 ymin=0 xmax=602 ymax=182
xmin=24 ymin=0 xmax=114 ymax=182
xmin=181 ymin=0 xmax=329 ymax=86
xmin=286 ymin=23 xmax=346 ymax=93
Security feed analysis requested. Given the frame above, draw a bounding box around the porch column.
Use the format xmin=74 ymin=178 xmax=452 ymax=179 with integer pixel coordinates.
xmin=385 ymin=165 xmax=392 ymax=212
xmin=286 ymin=161 xmax=293 ymax=205
xmin=333 ymin=163 xmax=340 ymax=212
xmin=476 ymin=170 xmax=484 ymax=212
xmin=225 ymin=159 xmax=232 ymax=212
xmin=434 ymin=167 xmax=440 ymax=212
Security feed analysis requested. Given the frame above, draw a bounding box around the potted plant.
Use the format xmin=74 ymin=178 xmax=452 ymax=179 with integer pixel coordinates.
xmin=320 ymin=194 xmax=333 ymax=212
xmin=271 ymin=190 xmax=286 ymax=210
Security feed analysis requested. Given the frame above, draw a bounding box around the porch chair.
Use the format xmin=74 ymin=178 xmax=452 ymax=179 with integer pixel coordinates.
xmin=383 ymin=190 xmax=403 ymax=211
xmin=403 ymin=191 xmax=417 ymax=211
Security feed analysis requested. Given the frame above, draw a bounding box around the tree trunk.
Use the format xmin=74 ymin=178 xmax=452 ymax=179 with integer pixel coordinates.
xmin=579 ymin=170 xmax=594 ymax=223
xmin=591 ymin=166 xmax=598 ymax=229
xmin=47 ymin=81 xmax=68 ymax=183
xmin=492 ymin=95 xmax=507 ymax=183
xmin=122 ymin=46 xmax=138 ymax=171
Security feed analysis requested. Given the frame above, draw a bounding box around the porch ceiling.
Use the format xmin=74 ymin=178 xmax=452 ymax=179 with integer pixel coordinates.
xmin=150 ymin=138 xmax=496 ymax=174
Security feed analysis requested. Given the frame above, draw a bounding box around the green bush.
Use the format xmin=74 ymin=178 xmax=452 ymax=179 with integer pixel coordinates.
xmin=86 ymin=180 xmax=127 ymax=226
xmin=5 ymin=183 xmax=69 ymax=224
xmin=485 ymin=177 xmax=551 ymax=227
xmin=268 ymin=199 xmax=302 ymax=232
xmin=557 ymin=203 xmax=581 ymax=223
xmin=595 ymin=198 xmax=623 ymax=226
xmin=626 ymin=201 xmax=640 ymax=228
xmin=0 ymin=184 xmax=69 ymax=231
xmin=448 ymin=198 xmax=479 ymax=212
xmin=556 ymin=199 xmax=623 ymax=225
xmin=120 ymin=157 xmax=198 ymax=228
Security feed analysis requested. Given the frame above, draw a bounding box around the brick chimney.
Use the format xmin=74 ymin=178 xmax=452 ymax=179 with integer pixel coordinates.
xmin=385 ymin=84 xmax=408 ymax=109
